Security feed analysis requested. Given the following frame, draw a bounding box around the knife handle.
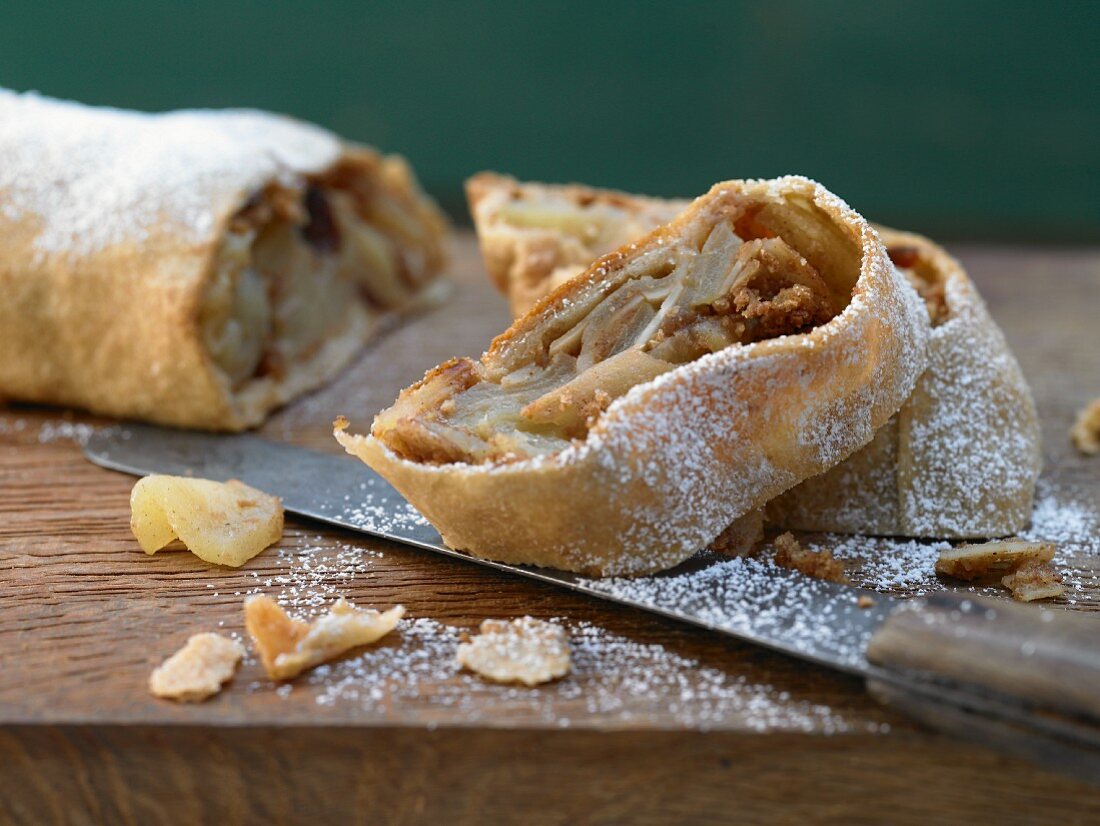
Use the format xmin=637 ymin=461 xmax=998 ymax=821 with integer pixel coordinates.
xmin=865 ymin=591 xmax=1100 ymax=785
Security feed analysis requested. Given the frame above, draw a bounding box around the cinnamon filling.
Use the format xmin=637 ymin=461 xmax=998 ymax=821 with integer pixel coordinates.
xmin=374 ymin=193 xmax=858 ymax=465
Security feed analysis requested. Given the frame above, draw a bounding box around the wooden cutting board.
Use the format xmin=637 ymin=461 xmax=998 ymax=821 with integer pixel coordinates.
xmin=2 ymin=234 xmax=1099 ymax=824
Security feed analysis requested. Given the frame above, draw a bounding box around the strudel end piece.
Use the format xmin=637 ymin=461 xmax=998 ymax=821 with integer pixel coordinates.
xmin=0 ymin=90 xmax=448 ymax=430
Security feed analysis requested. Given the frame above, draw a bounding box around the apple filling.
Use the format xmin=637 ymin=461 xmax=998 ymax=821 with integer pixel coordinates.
xmin=374 ymin=194 xmax=857 ymax=465
xmin=201 ymin=161 xmax=444 ymax=389
xmin=496 ymin=194 xmax=678 ymax=261
xmin=476 ymin=176 xmax=689 ymax=313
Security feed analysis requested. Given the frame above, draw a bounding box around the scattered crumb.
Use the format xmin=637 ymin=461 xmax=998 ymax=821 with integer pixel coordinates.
xmin=935 ymin=538 xmax=1055 ymax=582
xmin=1071 ymin=397 xmax=1100 ymax=455
xmin=456 ymin=617 xmax=571 ymax=687
xmin=710 ymin=509 xmax=765 ymax=557
xmin=130 ymin=475 xmax=283 ymax=567
xmin=1002 ymin=559 xmax=1065 ymax=602
xmin=773 ymin=532 xmax=848 ymax=583
xmin=148 ymin=632 xmax=244 ymax=702
xmin=857 ymin=595 xmax=875 ymax=609
xmin=245 ymin=594 xmax=404 ymax=681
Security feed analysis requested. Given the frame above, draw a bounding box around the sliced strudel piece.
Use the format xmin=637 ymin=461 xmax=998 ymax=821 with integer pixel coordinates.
xmin=338 ymin=177 xmax=928 ymax=575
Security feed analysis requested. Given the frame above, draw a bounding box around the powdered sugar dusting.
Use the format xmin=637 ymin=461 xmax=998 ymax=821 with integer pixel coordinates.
xmin=1023 ymin=477 xmax=1099 ymax=545
xmin=804 ymin=475 xmax=1099 ymax=604
xmin=36 ymin=420 xmax=98 ymax=446
xmin=770 ymin=230 xmax=1042 ymax=538
xmin=898 ymin=257 xmax=1041 ymax=535
xmin=300 ymin=617 xmax=863 ymax=733
xmin=241 ymin=535 xmax=383 ymax=618
xmin=0 ymin=89 xmax=340 ymax=255
xmin=0 ymin=416 xmax=28 ymax=435
xmin=582 ymin=552 xmax=889 ymax=670
xmin=0 ymin=416 xmax=130 ymax=447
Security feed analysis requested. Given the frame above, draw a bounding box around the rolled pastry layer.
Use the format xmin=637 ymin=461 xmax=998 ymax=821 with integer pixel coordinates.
xmin=466 ymin=172 xmax=689 ymax=317
xmin=0 ymin=90 xmax=448 ymax=430
xmin=467 ymin=175 xmax=1040 ymax=539
xmin=338 ymin=177 xmax=929 ymax=575
xmin=767 ymin=229 xmax=1042 ymax=537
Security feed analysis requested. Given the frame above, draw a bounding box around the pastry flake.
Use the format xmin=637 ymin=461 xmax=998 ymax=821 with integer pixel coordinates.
xmin=456 ymin=617 xmax=571 ymax=687
xmin=130 ymin=475 xmax=283 ymax=567
xmin=148 ymin=632 xmax=245 ymax=702
xmin=244 ymin=595 xmax=404 ymax=681
xmin=1001 ymin=559 xmax=1065 ymax=602
xmin=338 ymin=177 xmax=929 ymax=576
xmin=1070 ymin=397 xmax=1100 ymax=455
xmin=772 ymin=532 xmax=848 ymax=583
xmin=935 ymin=538 xmax=1055 ymax=582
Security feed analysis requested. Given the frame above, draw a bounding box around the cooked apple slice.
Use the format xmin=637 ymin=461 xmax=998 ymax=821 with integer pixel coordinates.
xmin=130 ymin=475 xmax=283 ymax=567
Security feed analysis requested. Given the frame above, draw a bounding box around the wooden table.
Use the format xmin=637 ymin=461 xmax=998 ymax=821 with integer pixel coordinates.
xmin=2 ymin=235 xmax=1099 ymax=824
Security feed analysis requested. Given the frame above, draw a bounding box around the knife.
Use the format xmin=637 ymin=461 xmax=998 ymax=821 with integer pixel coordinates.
xmin=84 ymin=424 xmax=1100 ymax=784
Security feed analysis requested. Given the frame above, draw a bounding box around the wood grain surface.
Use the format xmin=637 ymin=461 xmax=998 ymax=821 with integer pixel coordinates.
xmin=2 ymin=234 xmax=1099 ymax=823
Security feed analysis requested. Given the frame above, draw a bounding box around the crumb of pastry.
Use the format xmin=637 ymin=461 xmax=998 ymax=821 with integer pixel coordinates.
xmin=710 ymin=509 xmax=765 ymax=558
xmin=935 ymin=538 xmax=1055 ymax=582
xmin=772 ymin=532 xmax=848 ymax=583
xmin=1070 ymin=397 xmax=1100 ymax=455
xmin=1002 ymin=559 xmax=1065 ymax=602
xmin=244 ymin=594 xmax=404 ymax=681
xmin=130 ymin=475 xmax=283 ymax=567
xmin=857 ymin=595 xmax=876 ymax=609
xmin=456 ymin=617 xmax=571 ymax=687
xmin=149 ymin=632 xmax=244 ymax=702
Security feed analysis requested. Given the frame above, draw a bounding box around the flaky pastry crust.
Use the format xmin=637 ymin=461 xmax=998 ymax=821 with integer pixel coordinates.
xmin=338 ymin=177 xmax=928 ymax=576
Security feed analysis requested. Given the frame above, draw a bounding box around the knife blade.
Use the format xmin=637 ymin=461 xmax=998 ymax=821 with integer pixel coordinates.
xmin=83 ymin=423 xmax=894 ymax=675
xmin=82 ymin=424 xmax=1100 ymax=782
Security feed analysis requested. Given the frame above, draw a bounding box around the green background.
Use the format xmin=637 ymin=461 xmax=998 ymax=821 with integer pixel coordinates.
xmin=2 ymin=1 xmax=1098 ymax=241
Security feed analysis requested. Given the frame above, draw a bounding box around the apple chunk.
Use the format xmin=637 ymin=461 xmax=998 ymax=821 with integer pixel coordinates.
xmin=130 ymin=475 xmax=284 ymax=567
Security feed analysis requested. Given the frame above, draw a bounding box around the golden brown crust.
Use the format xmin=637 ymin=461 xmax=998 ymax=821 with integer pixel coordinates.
xmin=0 ymin=95 xmax=448 ymax=431
xmin=339 ymin=177 xmax=929 ymax=576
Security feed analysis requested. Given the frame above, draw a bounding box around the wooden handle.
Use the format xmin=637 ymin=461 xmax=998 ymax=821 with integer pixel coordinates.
xmin=866 ymin=591 xmax=1100 ymax=784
